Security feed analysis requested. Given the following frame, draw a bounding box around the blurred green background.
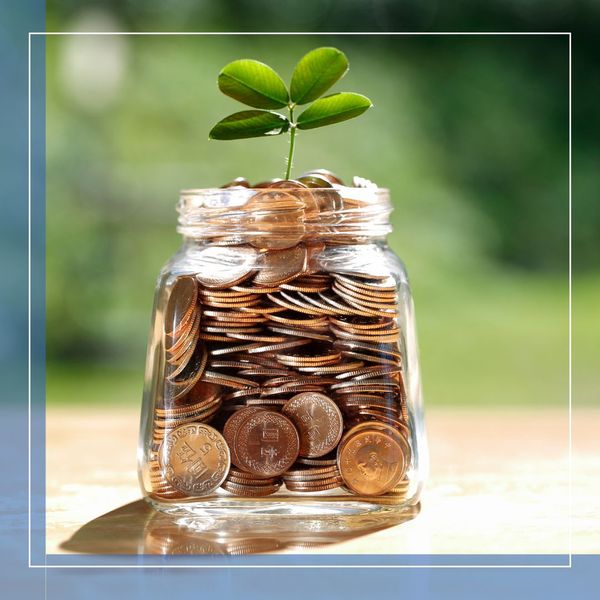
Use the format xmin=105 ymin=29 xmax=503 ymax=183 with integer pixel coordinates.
xmin=45 ymin=4 xmax=597 ymax=408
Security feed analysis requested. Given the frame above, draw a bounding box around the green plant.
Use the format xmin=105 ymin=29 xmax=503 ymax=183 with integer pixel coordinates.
xmin=209 ymin=47 xmax=373 ymax=180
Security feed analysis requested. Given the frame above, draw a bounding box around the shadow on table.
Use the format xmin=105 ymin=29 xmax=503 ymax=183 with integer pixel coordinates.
xmin=61 ymin=499 xmax=419 ymax=555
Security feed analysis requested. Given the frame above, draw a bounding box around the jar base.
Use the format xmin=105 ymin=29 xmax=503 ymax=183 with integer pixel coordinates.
xmin=146 ymin=493 xmax=420 ymax=535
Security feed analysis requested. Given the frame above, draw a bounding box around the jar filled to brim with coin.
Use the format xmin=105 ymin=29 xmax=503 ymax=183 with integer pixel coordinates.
xmin=138 ymin=172 xmax=427 ymax=522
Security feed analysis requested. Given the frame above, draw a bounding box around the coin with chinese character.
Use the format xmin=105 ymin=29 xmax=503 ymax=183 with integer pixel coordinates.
xmin=234 ymin=410 xmax=299 ymax=477
xmin=159 ymin=423 xmax=230 ymax=496
xmin=282 ymin=392 xmax=343 ymax=458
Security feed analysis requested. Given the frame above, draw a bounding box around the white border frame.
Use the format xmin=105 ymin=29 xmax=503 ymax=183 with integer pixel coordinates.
xmin=29 ymin=31 xmax=573 ymax=569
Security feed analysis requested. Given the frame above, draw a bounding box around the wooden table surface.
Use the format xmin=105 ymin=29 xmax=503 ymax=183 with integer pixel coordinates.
xmin=46 ymin=406 xmax=600 ymax=555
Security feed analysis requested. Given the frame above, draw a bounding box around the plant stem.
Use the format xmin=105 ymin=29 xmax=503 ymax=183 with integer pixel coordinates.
xmin=285 ymin=106 xmax=296 ymax=180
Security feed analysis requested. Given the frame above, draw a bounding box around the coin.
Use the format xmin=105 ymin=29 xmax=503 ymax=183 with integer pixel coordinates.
xmin=221 ymin=177 xmax=250 ymax=188
xmin=284 ymin=477 xmax=343 ymax=492
xmin=295 ymin=453 xmax=337 ymax=467
xmin=223 ymin=407 xmax=264 ymax=468
xmin=226 ymin=466 xmax=278 ymax=482
xmin=283 ymin=465 xmax=339 ymax=480
xmin=164 ymin=346 xmax=208 ymax=402
xmin=254 ymin=245 xmax=308 ymax=286
xmin=159 ymin=423 xmax=230 ymax=496
xmin=253 ymin=178 xmax=283 ymax=188
xmin=202 ymin=370 xmax=260 ymax=389
xmin=195 ymin=246 xmax=258 ymax=289
xmin=268 ymin=325 xmax=332 ymax=341
xmin=164 ymin=276 xmax=198 ymax=337
xmin=337 ymin=422 xmax=409 ymax=496
xmin=244 ymin=190 xmax=305 ymax=250
xmin=234 ymin=410 xmax=300 ymax=477
xmin=266 ymin=311 xmax=328 ymax=328
xmin=301 ymin=168 xmax=344 ymax=186
xmin=296 ymin=174 xmax=334 ymax=188
xmin=221 ymin=480 xmax=281 ymax=497
xmin=282 ymin=392 xmax=343 ymax=458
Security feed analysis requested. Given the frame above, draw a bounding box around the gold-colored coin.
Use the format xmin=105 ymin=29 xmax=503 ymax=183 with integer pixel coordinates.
xmin=337 ymin=422 xmax=409 ymax=496
xmin=282 ymin=392 xmax=343 ymax=458
xmin=195 ymin=246 xmax=258 ymax=289
xmin=164 ymin=276 xmax=198 ymax=337
xmin=254 ymin=244 xmax=308 ymax=286
xmin=159 ymin=423 xmax=230 ymax=497
xmin=221 ymin=480 xmax=281 ymax=497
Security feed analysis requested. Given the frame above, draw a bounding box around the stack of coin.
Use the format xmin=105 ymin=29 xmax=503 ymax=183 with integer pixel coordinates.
xmin=147 ymin=459 xmax=186 ymax=500
xmin=221 ymin=466 xmax=282 ymax=497
xmin=148 ymin=174 xmax=414 ymax=501
xmin=152 ymin=381 xmax=222 ymax=452
xmin=283 ymin=464 xmax=343 ymax=493
xmin=163 ymin=276 xmax=206 ymax=404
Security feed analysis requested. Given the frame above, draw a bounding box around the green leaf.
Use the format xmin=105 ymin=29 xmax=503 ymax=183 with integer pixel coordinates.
xmin=209 ymin=110 xmax=290 ymax=140
xmin=290 ymin=47 xmax=349 ymax=105
xmin=296 ymin=93 xmax=373 ymax=130
xmin=218 ymin=59 xmax=289 ymax=109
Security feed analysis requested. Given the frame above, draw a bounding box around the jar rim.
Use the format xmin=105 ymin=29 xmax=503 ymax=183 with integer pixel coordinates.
xmin=179 ymin=187 xmax=390 ymax=194
xmin=176 ymin=186 xmax=393 ymax=243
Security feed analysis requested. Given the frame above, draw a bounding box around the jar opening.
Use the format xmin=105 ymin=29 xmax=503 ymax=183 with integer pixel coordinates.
xmin=177 ymin=187 xmax=392 ymax=246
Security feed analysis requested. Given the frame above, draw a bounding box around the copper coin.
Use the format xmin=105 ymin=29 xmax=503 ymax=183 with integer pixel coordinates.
xmin=285 ymin=477 xmax=343 ymax=492
xmin=195 ymin=246 xmax=258 ymax=289
xmin=283 ymin=465 xmax=340 ymax=480
xmin=337 ymin=422 xmax=409 ymax=496
xmin=254 ymin=245 xmax=308 ymax=286
xmin=159 ymin=423 xmax=230 ymax=497
xmin=166 ymin=308 xmax=200 ymax=357
xmin=244 ymin=190 xmax=305 ymax=250
xmin=282 ymin=392 xmax=343 ymax=458
xmin=221 ymin=177 xmax=250 ymax=188
xmin=295 ymin=452 xmax=337 ymax=467
xmin=246 ymin=338 xmax=311 ymax=354
xmin=155 ymin=389 xmax=222 ymax=415
xmin=245 ymin=398 xmax=287 ymax=409
xmin=164 ymin=276 xmax=198 ymax=337
xmin=296 ymin=360 xmax=365 ymax=374
xmin=221 ymin=480 xmax=281 ymax=497
xmin=166 ymin=311 xmax=201 ymax=367
xmin=266 ymin=311 xmax=328 ymax=328
xmin=222 ymin=407 xmax=264 ymax=468
xmin=330 ymin=315 xmax=395 ymax=331
xmin=164 ymin=346 xmax=208 ymax=402
xmin=339 ymin=350 xmax=400 ymax=366
xmin=252 ymin=178 xmax=283 ymax=188
xmin=226 ymin=466 xmax=278 ymax=483
xmin=296 ymin=174 xmax=334 ymax=189
xmin=268 ymin=325 xmax=332 ymax=341
xmin=234 ymin=410 xmax=300 ymax=477
xmin=301 ymin=169 xmax=344 ymax=186
xmin=285 ymin=474 xmax=343 ymax=487
xmin=202 ymin=370 xmax=259 ymax=389
xmin=264 ymin=179 xmax=309 ymax=189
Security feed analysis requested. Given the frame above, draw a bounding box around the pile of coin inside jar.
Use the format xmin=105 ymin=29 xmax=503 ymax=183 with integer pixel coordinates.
xmin=148 ymin=171 xmax=412 ymax=501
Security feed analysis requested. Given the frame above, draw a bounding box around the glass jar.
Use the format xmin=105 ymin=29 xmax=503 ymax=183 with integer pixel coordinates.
xmin=138 ymin=184 xmax=427 ymax=525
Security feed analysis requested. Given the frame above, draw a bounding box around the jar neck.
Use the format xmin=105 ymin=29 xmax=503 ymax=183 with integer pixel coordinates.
xmin=176 ymin=187 xmax=392 ymax=248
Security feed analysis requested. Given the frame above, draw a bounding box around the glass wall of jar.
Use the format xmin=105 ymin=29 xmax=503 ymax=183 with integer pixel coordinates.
xmin=138 ymin=184 xmax=427 ymax=522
